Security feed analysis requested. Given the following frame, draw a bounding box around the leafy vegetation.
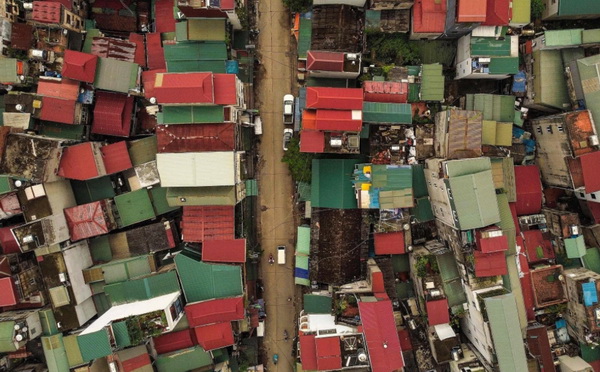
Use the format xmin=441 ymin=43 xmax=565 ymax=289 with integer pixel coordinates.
xmin=281 ymin=137 xmax=314 ymax=183
xmin=531 ymin=0 xmax=545 ymax=20
xmin=414 ymin=255 xmax=438 ymax=278
xmin=236 ymin=7 xmax=249 ymax=30
xmin=282 ymin=0 xmax=312 ymax=13
xmin=367 ymin=33 xmax=421 ymax=65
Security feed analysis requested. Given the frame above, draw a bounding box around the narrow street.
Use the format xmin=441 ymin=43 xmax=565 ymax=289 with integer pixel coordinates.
xmin=255 ymin=0 xmax=297 ymax=369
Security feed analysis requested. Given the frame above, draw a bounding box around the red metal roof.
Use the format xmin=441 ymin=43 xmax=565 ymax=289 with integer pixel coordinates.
xmin=0 ymin=195 xmax=21 ymax=221
xmin=425 ymin=298 xmax=450 ymax=326
xmin=193 ymin=322 xmax=235 ymax=351
xmin=185 ymin=296 xmax=245 ymax=327
xmin=0 ymin=256 xmax=10 ymax=277
xmin=517 ymin=241 xmax=536 ymax=321
xmin=37 ymin=78 xmax=80 ymax=100
xmin=412 ymin=0 xmax=447 ymax=33
xmin=58 ymin=142 xmax=101 ymax=180
xmin=514 ymin=165 xmax=543 ymax=216
xmin=315 ymin=336 xmax=342 ymax=371
xmin=315 ymin=109 xmax=362 ymax=131
xmin=526 ymin=325 xmax=556 ymax=372
xmin=40 ymin=97 xmax=76 ymax=125
xmin=358 ymin=300 xmax=404 ymax=372
xmin=142 ymin=69 xmax=166 ymax=99
xmin=306 ymin=87 xmax=363 ymax=110
xmin=579 ymin=151 xmax=600 ymax=194
xmin=474 ymin=250 xmax=507 ymax=277
xmin=213 ymin=74 xmax=237 ymax=105
xmin=155 ymin=0 xmax=176 ymax=33
xmin=374 ymin=231 xmax=405 ymax=255
xmin=156 ymin=123 xmax=236 ymax=153
xmin=397 ymin=328 xmax=412 ymax=351
xmin=121 ymin=351 xmax=152 ymax=372
xmin=363 ymin=81 xmax=408 ymax=103
xmin=154 ymin=73 xmax=214 ymax=104
xmin=128 ymin=33 xmax=147 ymax=68
xmin=300 ymin=131 xmax=325 ymax=153
xmin=0 ymin=277 xmax=17 ymax=306
xmin=523 ymin=230 xmax=554 ymax=264
xmin=91 ymin=37 xmax=137 ymax=63
xmin=181 ymin=206 xmax=235 ymax=243
xmin=588 ymin=201 xmax=600 ymax=224
xmin=92 ymin=91 xmax=134 ymax=137
xmin=482 ymin=0 xmax=511 ymax=26
xmin=475 ymin=228 xmax=508 ymax=253
xmin=146 ymin=33 xmax=166 ymax=70
xmin=62 ymin=50 xmax=98 ymax=83
xmin=202 ymin=239 xmax=246 ymax=263
xmin=152 ymin=329 xmax=195 ymax=355
xmin=64 ymin=201 xmax=111 ymax=241
xmin=0 ymin=226 xmax=21 ymax=254
xmin=299 ymin=334 xmax=318 ymax=370
xmin=307 ymin=51 xmax=344 ymax=71
xmin=32 ymin=1 xmax=62 ymax=24
xmin=371 ymin=270 xmax=386 ymax=293
xmin=457 ymin=0 xmax=487 ymax=22
xmin=101 ymin=141 xmax=132 ymax=174
xmin=10 ymin=23 xmax=33 ymax=51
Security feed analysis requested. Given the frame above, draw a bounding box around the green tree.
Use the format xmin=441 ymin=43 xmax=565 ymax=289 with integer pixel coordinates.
xmin=368 ymin=33 xmax=421 ymax=65
xmin=531 ymin=0 xmax=545 ymax=20
xmin=282 ymin=0 xmax=312 ymax=13
xmin=281 ymin=137 xmax=314 ymax=183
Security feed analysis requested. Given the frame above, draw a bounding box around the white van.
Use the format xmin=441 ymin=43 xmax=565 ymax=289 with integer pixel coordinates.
xmin=277 ymin=245 xmax=286 ymax=265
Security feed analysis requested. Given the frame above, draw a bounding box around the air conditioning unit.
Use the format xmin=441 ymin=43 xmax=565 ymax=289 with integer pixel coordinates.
xmin=348 ymin=135 xmax=360 ymax=149
xmin=330 ymin=137 xmax=342 ymax=148
xmin=346 ymin=53 xmax=359 ymax=61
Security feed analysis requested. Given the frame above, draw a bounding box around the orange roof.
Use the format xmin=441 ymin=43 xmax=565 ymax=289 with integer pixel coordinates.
xmin=302 ymin=110 xmax=317 ymax=130
xmin=412 ymin=0 xmax=447 ymax=34
xmin=457 ymin=0 xmax=487 ymax=22
xmin=37 ymin=78 xmax=80 ymax=100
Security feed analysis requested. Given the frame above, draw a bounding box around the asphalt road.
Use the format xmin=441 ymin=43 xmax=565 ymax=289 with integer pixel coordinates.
xmin=255 ymin=0 xmax=297 ymax=369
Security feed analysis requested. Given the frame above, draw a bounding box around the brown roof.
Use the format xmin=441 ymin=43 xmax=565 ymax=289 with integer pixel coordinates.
xmin=156 ymin=123 xmax=236 ymax=153
xmin=10 ymin=23 xmax=33 ymax=50
xmin=311 ymin=5 xmax=364 ymax=53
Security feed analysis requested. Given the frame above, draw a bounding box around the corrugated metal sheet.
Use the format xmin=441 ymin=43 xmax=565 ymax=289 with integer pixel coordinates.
xmin=185 ymin=296 xmax=245 ymax=327
xmin=153 ymin=329 xmax=195 ymax=355
xmin=358 ymin=300 xmax=404 ymax=372
xmin=445 ymin=109 xmax=483 ymax=159
xmin=362 ymin=102 xmax=412 ymax=124
xmin=297 ymin=18 xmax=312 ymax=59
xmin=181 ymin=206 xmax=235 ymax=242
xmin=63 ymin=334 xmax=84 ymax=368
xmin=363 ymin=81 xmax=408 ymax=103
xmin=77 ymin=329 xmax=112 ymax=362
xmin=315 ymin=336 xmax=342 ymax=370
xmin=37 ymin=78 xmax=80 ymax=100
xmin=10 ymin=23 xmax=33 ymax=50
xmin=485 ymin=294 xmax=528 ymax=371
xmin=470 ymin=37 xmax=512 ymax=56
xmin=202 ymin=239 xmax=246 ymax=263
xmin=545 ymin=29 xmax=584 ymax=47
xmin=307 ymin=51 xmax=344 ymax=71
xmin=164 ymin=42 xmax=227 ymax=62
xmin=92 ymin=91 xmax=134 ymax=137
xmin=91 ymin=37 xmax=137 ymax=62
xmin=532 ymin=50 xmax=570 ymax=109
xmin=156 ymin=123 xmax=235 ymax=153
xmin=186 ymin=19 xmax=226 ymax=41
xmin=112 ymin=320 xmax=132 ymax=348
xmin=174 ymin=252 xmax=243 ymax=302
xmin=127 ymin=136 xmax=157 ymax=166
xmin=303 ymin=294 xmax=331 ymax=314
xmin=94 ymin=57 xmax=139 ymax=94
xmin=448 ymin=170 xmax=500 ymax=229
xmin=33 ymin=1 xmax=62 ymax=23
xmin=488 ymin=57 xmax=519 ymax=74
xmin=166 ymin=60 xmax=226 ymax=73
xmin=300 ymin=130 xmax=325 ymax=153
xmin=154 ymin=72 xmax=214 ymax=104
xmin=64 ymin=201 xmax=111 ymax=241
xmin=146 ymin=33 xmax=166 ymax=70
xmin=156 ymin=152 xmax=235 ymax=187
xmin=101 ymin=141 xmax=132 ymax=174
xmin=312 ymin=159 xmax=360 ymax=209
xmin=306 ymin=87 xmax=363 ymax=110
xmin=160 ymin=106 xmax=224 ymax=124
xmin=155 ymin=346 xmax=212 ymax=372
xmin=42 ymin=334 xmax=70 ymax=372
xmin=412 ymin=0 xmax=447 ymax=33
xmin=374 ymin=231 xmax=405 ymax=254
xmin=40 ymin=97 xmax=76 ymax=125
xmin=420 ymin=64 xmax=444 ymax=101
xmin=114 ymin=189 xmax=155 ymax=228
xmin=0 ymin=59 xmax=19 ymax=84
xmin=425 ymin=298 xmax=450 ymax=325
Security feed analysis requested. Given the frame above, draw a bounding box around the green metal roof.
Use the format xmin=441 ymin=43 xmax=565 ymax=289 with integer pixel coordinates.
xmin=470 ymin=37 xmax=512 ymax=57
xmin=89 ymin=235 xmax=112 ymax=263
xmin=583 ymin=247 xmax=600 ymax=274
xmin=71 ymin=176 xmax=116 ymax=205
xmin=159 ymin=105 xmax=224 ymax=124
xmin=297 ymin=226 xmax=310 ymax=256
xmin=559 ymin=0 xmax=600 ymax=17
xmin=128 ymin=136 xmax=157 ymax=166
xmin=412 ymin=164 xmax=428 ymax=198
xmin=510 ymin=0 xmax=530 ymax=25
xmin=0 ymin=176 xmax=12 ymax=195
xmin=104 ymin=271 xmax=181 ymax=305
xmin=488 ymin=57 xmax=519 ymax=75
xmin=466 ymin=94 xmax=515 ymax=122
xmin=372 ymin=165 xmax=412 ymax=189
xmin=63 ymin=334 xmax=84 ymax=368
xmin=496 ymin=192 xmax=516 ymax=254
xmin=437 ymin=252 xmax=467 ymax=307
xmin=91 ymin=255 xmax=154 ymax=284
xmin=411 ymin=197 xmax=434 ymax=222
xmin=420 ymin=64 xmax=444 ymax=101
xmin=40 ymin=309 xmax=59 ymax=336
xmin=533 ymin=50 xmax=570 ymax=109
xmin=115 ymin=189 xmax=156 ymax=228
xmin=447 ymin=170 xmax=501 ymax=230
xmin=484 ymin=294 xmax=528 ymax=372
xmin=576 ymin=54 xmax=600 ymax=133
xmin=82 ymin=29 xmax=102 ymax=53
xmin=312 ymin=158 xmax=360 ymax=209
xmin=166 ymin=60 xmax=226 ymax=73
xmin=42 ymin=334 xmax=70 ymax=372
xmin=298 ymin=182 xmax=311 ymax=201
xmin=544 ymin=29 xmax=583 ymax=47
xmin=365 ymin=9 xmax=381 ymax=30
xmin=39 ymin=121 xmax=86 ymax=140
xmin=0 ymin=321 xmax=15 ymax=352
xmin=304 ymin=294 xmax=332 ymax=314
xmin=156 ymin=346 xmax=213 ymax=372
xmin=175 ymin=252 xmax=243 ymax=302
xmin=297 ymin=18 xmax=312 ymax=59
xmin=444 ymin=157 xmax=491 ymax=178
xmin=408 ymin=83 xmax=420 ymax=103
xmin=391 ymin=254 xmax=410 ymax=273
xmin=94 ymin=57 xmax=139 ymax=93
xmin=580 ymin=343 xmax=600 ymax=362
xmin=149 ymin=186 xmax=179 ymax=215
xmin=112 ymin=321 xmax=132 ymax=348
xmin=362 ymin=102 xmax=412 ymax=124
xmin=77 ymin=330 xmax=112 ymax=362
xmin=164 ymin=42 xmax=227 ymax=61
xmin=0 ymin=59 xmax=19 ymax=84
xmin=583 ymin=29 xmax=600 ymax=44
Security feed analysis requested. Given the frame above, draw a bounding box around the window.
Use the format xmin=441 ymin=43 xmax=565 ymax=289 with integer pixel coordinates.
xmin=547 ymin=125 xmax=553 ymax=134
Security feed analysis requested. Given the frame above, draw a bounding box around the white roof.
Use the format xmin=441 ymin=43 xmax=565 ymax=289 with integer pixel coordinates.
xmin=434 ymin=323 xmax=456 ymax=341
xmin=80 ymin=292 xmax=180 ymax=335
xmin=156 ymin=152 xmax=236 ymax=187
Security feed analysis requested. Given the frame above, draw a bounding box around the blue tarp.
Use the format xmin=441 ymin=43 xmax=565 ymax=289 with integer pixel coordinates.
xmin=226 ymin=60 xmax=239 ymax=74
xmin=583 ymin=282 xmax=598 ymax=306
xmin=295 ymin=268 xmax=309 ymax=279
xmin=512 ymin=71 xmax=526 ymax=93
xmin=556 ymin=319 xmax=567 ymax=329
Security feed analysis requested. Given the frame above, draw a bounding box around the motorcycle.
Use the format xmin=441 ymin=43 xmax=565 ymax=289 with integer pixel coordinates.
xmin=284 ymin=330 xmax=289 ymax=341
xmin=268 ymin=253 xmax=274 ymax=265
xmin=273 ymin=354 xmax=279 ymax=365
